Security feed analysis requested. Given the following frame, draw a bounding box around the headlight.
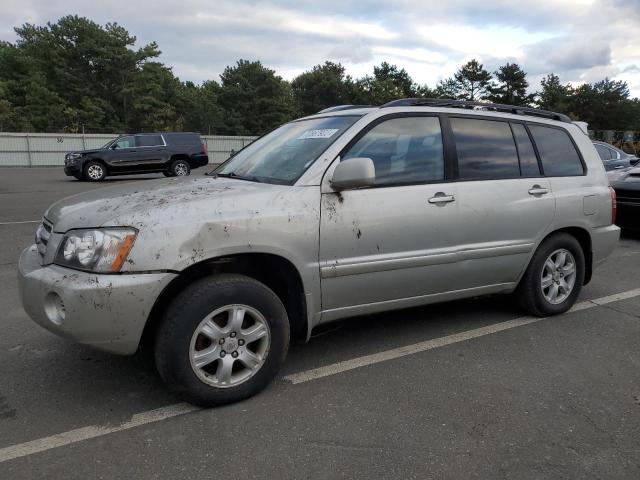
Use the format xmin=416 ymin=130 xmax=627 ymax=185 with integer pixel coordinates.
xmin=66 ymin=153 xmax=82 ymax=160
xmin=54 ymin=228 xmax=137 ymax=273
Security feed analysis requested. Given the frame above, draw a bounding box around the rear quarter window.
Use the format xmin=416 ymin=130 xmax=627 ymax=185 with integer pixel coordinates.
xmin=594 ymin=144 xmax=612 ymax=160
xmin=165 ymin=133 xmax=201 ymax=146
xmin=528 ymin=125 xmax=584 ymax=176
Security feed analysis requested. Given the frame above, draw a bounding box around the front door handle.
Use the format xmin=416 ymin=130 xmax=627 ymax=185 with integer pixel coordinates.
xmin=428 ymin=192 xmax=455 ymax=204
xmin=528 ymin=185 xmax=549 ymax=196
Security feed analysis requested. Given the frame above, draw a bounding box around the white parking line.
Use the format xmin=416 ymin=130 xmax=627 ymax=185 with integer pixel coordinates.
xmin=0 ymin=220 xmax=40 ymax=225
xmin=0 ymin=403 xmax=200 ymax=463
xmin=1 ymin=287 xmax=639 ymax=463
xmin=284 ymin=287 xmax=640 ymax=384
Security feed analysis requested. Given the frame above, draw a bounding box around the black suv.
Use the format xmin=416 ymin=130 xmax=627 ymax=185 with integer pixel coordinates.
xmin=64 ymin=132 xmax=209 ymax=181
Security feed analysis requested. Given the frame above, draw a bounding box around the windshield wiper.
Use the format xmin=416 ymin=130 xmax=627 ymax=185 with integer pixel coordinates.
xmin=214 ymin=172 xmax=263 ymax=183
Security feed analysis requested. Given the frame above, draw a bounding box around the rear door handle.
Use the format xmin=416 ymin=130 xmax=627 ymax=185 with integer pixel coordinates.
xmin=428 ymin=193 xmax=455 ymax=204
xmin=528 ymin=185 xmax=549 ymax=196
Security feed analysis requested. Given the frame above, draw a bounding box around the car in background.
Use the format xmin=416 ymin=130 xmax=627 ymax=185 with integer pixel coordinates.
xmin=608 ymin=166 xmax=640 ymax=232
xmin=64 ymin=132 xmax=209 ymax=181
xmin=593 ymin=141 xmax=639 ymax=171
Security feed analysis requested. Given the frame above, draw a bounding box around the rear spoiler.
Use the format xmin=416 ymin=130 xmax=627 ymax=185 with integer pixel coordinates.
xmin=573 ymin=121 xmax=589 ymax=135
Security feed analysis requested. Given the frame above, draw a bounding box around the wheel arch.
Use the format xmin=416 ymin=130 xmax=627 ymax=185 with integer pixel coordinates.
xmin=169 ymin=154 xmax=191 ymax=165
xmin=140 ymin=252 xmax=309 ymax=353
xmin=531 ymin=226 xmax=593 ymax=286
xmin=84 ymin=158 xmax=107 ymax=169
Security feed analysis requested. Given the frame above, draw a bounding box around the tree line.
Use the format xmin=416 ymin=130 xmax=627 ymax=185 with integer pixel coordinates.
xmin=0 ymin=16 xmax=638 ymax=135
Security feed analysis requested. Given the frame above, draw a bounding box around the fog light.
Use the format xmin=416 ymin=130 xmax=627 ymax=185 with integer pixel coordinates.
xmin=44 ymin=292 xmax=66 ymax=326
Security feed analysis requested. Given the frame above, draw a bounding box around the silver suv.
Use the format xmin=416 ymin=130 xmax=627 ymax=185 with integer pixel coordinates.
xmin=18 ymin=99 xmax=620 ymax=406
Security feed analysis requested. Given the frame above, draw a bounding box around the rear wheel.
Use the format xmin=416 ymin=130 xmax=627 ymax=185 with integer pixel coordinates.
xmin=83 ymin=161 xmax=106 ymax=181
xmin=170 ymin=159 xmax=190 ymax=177
xmin=516 ymin=233 xmax=585 ymax=316
xmin=154 ymin=274 xmax=289 ymax=406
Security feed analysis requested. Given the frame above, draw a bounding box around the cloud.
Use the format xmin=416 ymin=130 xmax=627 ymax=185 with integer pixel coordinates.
xmin=522 ymin=37 xmax=612 ymax=74
xmin=327 ymin=38 xmax=375 ymax=64
xmin=0 ymin=0 xmax=638 ymax=96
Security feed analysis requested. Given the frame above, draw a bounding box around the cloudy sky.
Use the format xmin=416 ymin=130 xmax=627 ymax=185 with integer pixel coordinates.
xmin=1 ymin=0 xmax=639 ymax=96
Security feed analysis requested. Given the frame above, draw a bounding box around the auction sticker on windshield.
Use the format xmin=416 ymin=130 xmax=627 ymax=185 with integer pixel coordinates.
xmin=297 ymin=129 xmax=339 ymax=139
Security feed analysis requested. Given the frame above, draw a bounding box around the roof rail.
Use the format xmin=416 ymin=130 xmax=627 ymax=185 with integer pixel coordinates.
xmin=317 ymin=105 xmax=374 ymax=113
xmin=381 ymin=98 xmax=571 ymax=123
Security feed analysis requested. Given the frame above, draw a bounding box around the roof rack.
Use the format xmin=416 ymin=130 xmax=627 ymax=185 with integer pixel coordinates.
xmin=381 ymin=98 xmax=571 ymax=123
xmin=317 ymin=105 xmax=374 ymax=113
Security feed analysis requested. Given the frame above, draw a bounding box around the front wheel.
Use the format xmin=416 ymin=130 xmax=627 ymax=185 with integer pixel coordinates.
xmin=83 ymin=161 xmax=107 ymax=181
xmin=516 ymin=233 xmax=585 ymax=316
xmin=154 ymin=274 xmax=290 ymax=406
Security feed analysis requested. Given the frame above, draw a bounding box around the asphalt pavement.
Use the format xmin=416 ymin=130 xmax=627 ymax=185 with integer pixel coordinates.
xmin=1 ymin=167 xmax=639 ymax=479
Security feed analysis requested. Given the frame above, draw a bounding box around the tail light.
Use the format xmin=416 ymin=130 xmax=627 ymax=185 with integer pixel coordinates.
xmin=609 ymin=186 xmax=617 ymax=224
xmin=201 ymin=141 xmax=208 ymax=155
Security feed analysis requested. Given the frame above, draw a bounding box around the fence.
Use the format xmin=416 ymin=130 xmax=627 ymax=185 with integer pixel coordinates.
xmin=0 ymin=133 xmax=258 ymax=167
xmin=3 ymin=130 xmax=637 ymax=168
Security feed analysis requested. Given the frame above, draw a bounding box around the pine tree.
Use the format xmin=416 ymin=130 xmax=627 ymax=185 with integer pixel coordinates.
xmin=453 ymin=59 xmax=492 ymax=100
xmin=486 ymin=63 xmax=531 ymax=105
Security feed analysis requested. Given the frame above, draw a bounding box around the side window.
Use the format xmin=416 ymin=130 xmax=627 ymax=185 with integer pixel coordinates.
xmin=342 ymin=116 xmax=444 ymax=186
xmin=529 ymin=125 xmax=584 ymax=176
xmin=113 ymin=136 xmax=135 ymax=149
xmin=594 ymin=144 xmax=612 ymax=160
xmin=450 ymin=118 xmax=519 ymax=179
xmin=137 ymin=135 xmax=164 ymax=147
xmin=511 ymin=123 xmax=540 ymax=176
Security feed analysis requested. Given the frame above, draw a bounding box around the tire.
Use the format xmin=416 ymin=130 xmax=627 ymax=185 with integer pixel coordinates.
xmin=83 ymin=161 xmax=107 ymax=181
xmin=516 ymin=233 xmax=585 ymax=316
xmin=162 ymin=171 xmax=174 ymax=177
xmin=154 ymin=274 xmax=290 ymax=406
xmin=170 ymin=159 xmax=191 ymax=177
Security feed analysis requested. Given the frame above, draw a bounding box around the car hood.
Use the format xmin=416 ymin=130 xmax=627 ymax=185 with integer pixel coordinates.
xmin=67 ymin=149 xmax=102 ymax=156
xmin=608 ymin=166 xmax=640 ymax=189
xmin=44 ymin=176 xmax=287 ymax=232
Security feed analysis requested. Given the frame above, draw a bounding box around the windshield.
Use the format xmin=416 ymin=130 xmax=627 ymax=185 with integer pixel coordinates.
xmin=215 ymin=115 xmax=361 ymax=184
xmin=101 ymin=138 xmax=116 ymax=149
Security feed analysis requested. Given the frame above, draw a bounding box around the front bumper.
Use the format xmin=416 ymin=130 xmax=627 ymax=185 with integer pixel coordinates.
xmin=18 ymin=245 xmax=176 ymax=355
xmin=64 ymin=163 xmax=81 ymax=176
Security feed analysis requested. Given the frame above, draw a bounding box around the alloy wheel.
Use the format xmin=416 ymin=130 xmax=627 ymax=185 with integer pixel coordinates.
xmin=174 ymin=163 xmax=189 ymax=176
xmin=541 ymin=248 xmax=576 ymax=305
xmin=189 ymin=304 xmax=271 ymax=388
xmin=87 ymin=164 xmax=104 ymax=180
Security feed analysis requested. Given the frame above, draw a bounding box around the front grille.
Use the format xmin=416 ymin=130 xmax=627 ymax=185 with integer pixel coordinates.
xmin=35 ymin=219 xmax=53 ymax=258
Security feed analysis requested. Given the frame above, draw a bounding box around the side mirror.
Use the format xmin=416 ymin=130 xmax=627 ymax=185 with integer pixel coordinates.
xmin=330 ymin=157 xmax=375 ymax=190
xmin=111 ymin=144 xmax=118 ymax=150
